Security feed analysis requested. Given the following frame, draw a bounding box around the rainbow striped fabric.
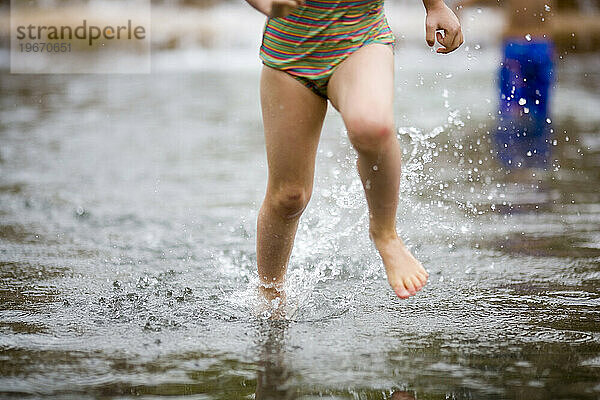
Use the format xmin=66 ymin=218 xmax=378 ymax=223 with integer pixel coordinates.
xmin=259 ymin=0 xmax=395 ymax=99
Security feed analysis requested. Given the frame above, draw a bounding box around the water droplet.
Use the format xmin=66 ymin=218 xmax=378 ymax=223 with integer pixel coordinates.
xmin=546 ymin=118 xmax=552 ymax=123
xmin=518 ymin=98 xmax=527 ymax=106
xmin=545 ymin=4 xmax=551 ymax=11
xmin=523 ymin=107 xmax=530 ymax=114
xmin=525 ymin=34 xmax=532 ymax=41
xmin=372 ymin=165 xmax=378 ymax=171
xmin=526 ymin=151 xmax=532 ymax=156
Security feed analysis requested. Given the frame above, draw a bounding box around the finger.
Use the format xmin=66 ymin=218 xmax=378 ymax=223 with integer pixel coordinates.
xmin=271 ymin=1 xmax=296 ymax=17
xmin=436 ymin=31 xmax=445 ymax=46
xmin=440 ymin=29 xmax=457 ymax=49
xmin=275 ymin=0 xmax=298 ymax=6
xmin=284 ymin=0 xmax=304 ymax=8
xmin=437 ymin=30 xmax=459 ymax=53
xmin=274 ymin=0 xmax=300 ymax=10
xmin=457 ymin=31 xmax=465 ymax=48
xmin=448 ymin=29 xmax=463 ymax=52
xmin=435 ymin=31 xmax=448 ymax=52
xmin=425 ymin=21 xmax=436 ymax=47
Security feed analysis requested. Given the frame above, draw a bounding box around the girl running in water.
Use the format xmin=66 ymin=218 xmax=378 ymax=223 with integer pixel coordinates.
xmin=246 ymin=0 xmax=463 ymax=302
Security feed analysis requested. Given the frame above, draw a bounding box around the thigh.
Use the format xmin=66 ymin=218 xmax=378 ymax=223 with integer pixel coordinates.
xmin=327 ymin=43 xmax=395 ymax=125
xmin=260 ymin=65 xmax=328 ymax=188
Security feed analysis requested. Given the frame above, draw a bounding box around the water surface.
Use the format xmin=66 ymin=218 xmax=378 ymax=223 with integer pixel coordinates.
xmin=1 ymin=33 xmax=600 ymax=399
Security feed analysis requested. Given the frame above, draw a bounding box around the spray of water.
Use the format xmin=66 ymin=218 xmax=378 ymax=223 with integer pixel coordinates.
xmin=222 ymin=103 xmax=488 ymax=321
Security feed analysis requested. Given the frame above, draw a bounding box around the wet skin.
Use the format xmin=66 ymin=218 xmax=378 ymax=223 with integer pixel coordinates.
xmin=255 ymin=0 xmax=462 ymax=302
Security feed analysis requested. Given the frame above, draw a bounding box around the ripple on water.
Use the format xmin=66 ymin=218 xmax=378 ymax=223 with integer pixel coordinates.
xmin=525 ymin=329 xmax=597 ymax=344
xmin=545 ymin=289 xmax=600 ymax=300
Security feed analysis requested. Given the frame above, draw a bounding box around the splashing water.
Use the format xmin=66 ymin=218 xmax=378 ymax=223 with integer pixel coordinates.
xmin=1 ymin=21 xmax=600 ymax=399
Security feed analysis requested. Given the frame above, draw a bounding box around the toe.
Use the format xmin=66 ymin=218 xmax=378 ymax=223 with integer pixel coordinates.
xmin=403 ymin=278 xmax=417 ymax=296
xmin=393 ymin=286 xmax=411 ymax=299
xmin=416 ymin=272 xmax=428 ymax=286
xmin=411 ymin=276 xmax=424 ymax=292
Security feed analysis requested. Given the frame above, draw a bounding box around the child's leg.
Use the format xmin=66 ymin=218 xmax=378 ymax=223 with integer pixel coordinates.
xmin=327 ymin=43 xmax=429 ymax=299
xmin=257 ymin=65 xmax=328 ymax=299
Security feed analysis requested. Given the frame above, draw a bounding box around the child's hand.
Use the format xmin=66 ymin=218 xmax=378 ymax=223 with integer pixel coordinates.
xmin=269 ymin=0 xmax=305 ymax=17
xmin=425 ymin=2 xmax=464 ymax=53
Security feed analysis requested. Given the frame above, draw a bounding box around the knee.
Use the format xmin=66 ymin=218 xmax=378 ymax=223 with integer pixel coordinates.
xmin=267 ymin=184 xmax=311 ymax=220
xmin=345 ymin=114 xmax=395 ymax=153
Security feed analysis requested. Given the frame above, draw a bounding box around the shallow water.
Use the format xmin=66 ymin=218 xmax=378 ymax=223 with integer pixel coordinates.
xmin=1 ymin=27 xmax=600 ymax=400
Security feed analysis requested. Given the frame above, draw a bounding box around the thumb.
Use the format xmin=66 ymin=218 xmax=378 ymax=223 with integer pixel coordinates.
xmin=425 ymin=20 xmax=436 ymax=47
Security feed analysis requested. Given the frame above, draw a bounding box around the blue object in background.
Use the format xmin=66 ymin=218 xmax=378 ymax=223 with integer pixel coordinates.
xmin=495 ymin=38 xmax=555 ymax=169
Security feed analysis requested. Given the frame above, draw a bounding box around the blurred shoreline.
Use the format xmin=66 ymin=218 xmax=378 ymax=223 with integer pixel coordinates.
xmin=0 ymin=1 xmax=599 ymax=54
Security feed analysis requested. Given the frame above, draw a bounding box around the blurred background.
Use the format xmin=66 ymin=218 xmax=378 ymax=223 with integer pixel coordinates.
xmin=0 ymin=1 xmax=599 ymax=399
xmin=1 ymin=0 xmax=599 ymax=51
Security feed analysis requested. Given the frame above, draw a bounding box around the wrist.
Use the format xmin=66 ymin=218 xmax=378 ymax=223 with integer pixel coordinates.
xmin=423 ymin=0 xmax=446 ymax=12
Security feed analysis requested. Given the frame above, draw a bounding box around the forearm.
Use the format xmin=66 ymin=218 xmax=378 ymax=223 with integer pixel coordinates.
xmin=246 ymin=0 xmax=269 ymax=16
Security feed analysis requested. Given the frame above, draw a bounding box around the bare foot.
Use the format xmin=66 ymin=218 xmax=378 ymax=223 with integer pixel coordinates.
xmin=371 ymin=232 xmax=429 ymax=299
xmin=258 ymin=283 xmax=288 ymax=320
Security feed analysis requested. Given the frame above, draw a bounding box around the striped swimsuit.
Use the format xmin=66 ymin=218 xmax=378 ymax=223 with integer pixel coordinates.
xmin=259 ymin=0 xmax=395 ymax=99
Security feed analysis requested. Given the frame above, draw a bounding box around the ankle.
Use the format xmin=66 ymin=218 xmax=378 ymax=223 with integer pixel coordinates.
xmin=258 ymin=282 xmax=285 ymax=303
xmin=369 ymin=227 xmax=399 ymax=243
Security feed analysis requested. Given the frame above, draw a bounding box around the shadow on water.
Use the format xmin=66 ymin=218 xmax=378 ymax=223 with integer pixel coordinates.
xmin=254 ymin=320 xmax=418 ymax=400
xmin=255 ymin=320 xmax=292 ymax=400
